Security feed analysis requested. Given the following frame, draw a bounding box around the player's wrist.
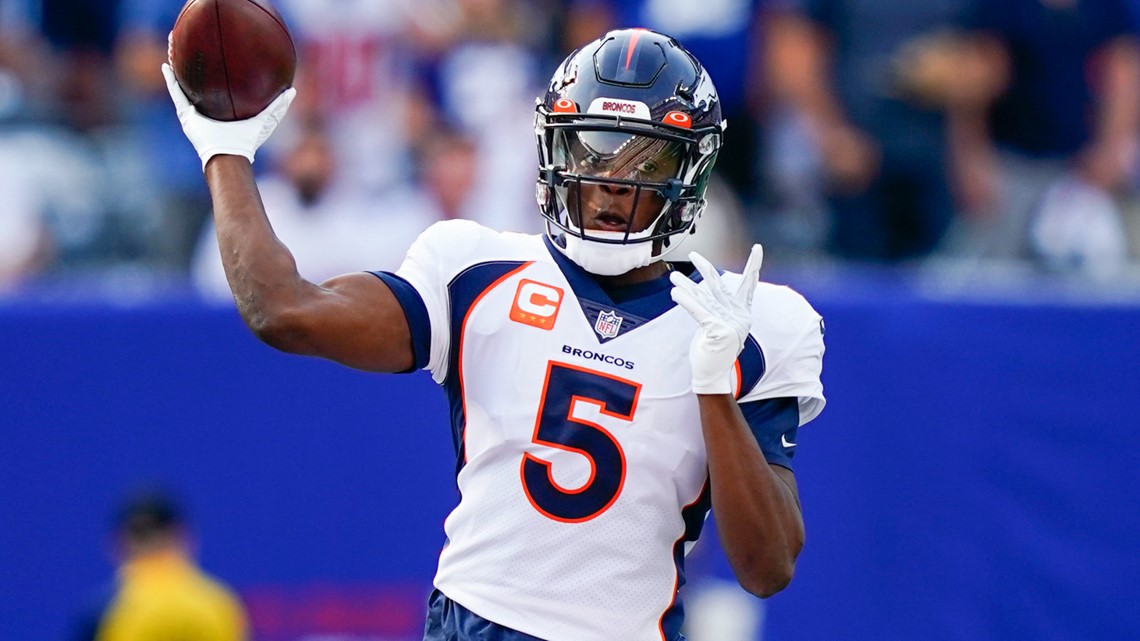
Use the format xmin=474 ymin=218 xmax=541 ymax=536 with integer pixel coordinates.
xmin=692 ymin=369 xmax=735 ymax=396
xmin=199 ymin=146 xmax=255 ymax=169
xmin=688 ymin=387 xmax=734 ymax=396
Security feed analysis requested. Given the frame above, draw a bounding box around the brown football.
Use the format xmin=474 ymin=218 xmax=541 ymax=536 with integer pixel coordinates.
xmin=169 ymin=0 xmax=296 ymax=121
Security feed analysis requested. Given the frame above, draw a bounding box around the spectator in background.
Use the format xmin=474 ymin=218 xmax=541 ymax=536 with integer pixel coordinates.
xmin=193 ymin=122 xmax=428 ymax=301
xmin=2 ymin=0 xmax=147 ymax=284
xmin=946 ymin=0 xmax=1140 ymax=278
xmin=71 ymin=489 xmax=248 ymax=641
xmin=766 ymin=0 xmax=973 ymax=262
xmin=414 ymin=126 xmax=482 ymax=222
xmin=0 ymin=146 xmax=52 ymax=289
xmin=3 ymin=0 xmax=190 ymax=281
xmin=0 ymin=0 xmax=54 ymax=114
xmin=116 ymin=0 xmax=215 ymax=272
xmin=275 ymin=0 xmax=421 ymax=195
xmin=39 ymin=0 xmax=120 ymax=131
xmin=41 ymin=0 xmax=164 ymax=281
xmin=1 ymin=5 xmax=51 ymax=288
xmin=410 ymin=0 xmax=557 ymax=234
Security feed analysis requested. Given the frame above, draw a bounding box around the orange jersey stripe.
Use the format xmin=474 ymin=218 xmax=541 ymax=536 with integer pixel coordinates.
xmin=457 ymin=262 xmax=535 ymax=464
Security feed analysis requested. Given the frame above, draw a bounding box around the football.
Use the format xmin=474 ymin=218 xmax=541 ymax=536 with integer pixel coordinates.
xmin=169 ymin=0 xmax=296 ymax=121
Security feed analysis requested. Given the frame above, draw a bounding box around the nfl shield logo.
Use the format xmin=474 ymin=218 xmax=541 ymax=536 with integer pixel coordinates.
xmin=594 ymin=310 xmax=624 ymax=339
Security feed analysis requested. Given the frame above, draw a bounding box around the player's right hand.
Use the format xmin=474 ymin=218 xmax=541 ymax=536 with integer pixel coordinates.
xmin=161 ymin=62 xmax=295 ymax=170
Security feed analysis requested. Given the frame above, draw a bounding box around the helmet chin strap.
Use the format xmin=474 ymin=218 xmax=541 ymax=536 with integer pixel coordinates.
xmin=557 ymin=221 xmax=659 ymax=276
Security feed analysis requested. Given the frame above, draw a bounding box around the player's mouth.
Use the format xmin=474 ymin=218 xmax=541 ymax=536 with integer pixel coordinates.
xmin=589 ymin=210 xmax=631 ymax=232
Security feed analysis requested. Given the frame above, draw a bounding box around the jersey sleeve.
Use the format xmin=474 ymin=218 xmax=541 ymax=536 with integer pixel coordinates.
xmin=739 ymin=397 xmax=801 ymax=470
xmin=738 ymin=285 xmax=827 ymax=427
xmin=369 ymin=271 xmax=432 ymax=373
xmin=389 ymin=219 xmax=497 ymax=382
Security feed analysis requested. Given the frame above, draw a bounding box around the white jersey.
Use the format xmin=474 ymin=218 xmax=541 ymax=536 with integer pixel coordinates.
xmin=391 ymin=220 xmax=825 ymax=641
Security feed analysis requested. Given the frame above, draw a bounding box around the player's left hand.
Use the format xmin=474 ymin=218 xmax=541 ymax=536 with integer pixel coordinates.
xmin=670 ymin=245 xmax=763 ymax=395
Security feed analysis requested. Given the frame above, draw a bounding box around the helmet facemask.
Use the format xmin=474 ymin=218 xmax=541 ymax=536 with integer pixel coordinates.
xmin=536 ymin=111 xmax=722 ymax=273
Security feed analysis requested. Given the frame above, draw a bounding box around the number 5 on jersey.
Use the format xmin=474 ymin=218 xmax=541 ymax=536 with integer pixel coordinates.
xmin=521 ymin=362 xmax=641 ymax=523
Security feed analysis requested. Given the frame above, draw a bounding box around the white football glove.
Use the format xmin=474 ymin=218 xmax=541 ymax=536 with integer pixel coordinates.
xmin=670 ymin=245 xmax=764 ymax=395
xmin=161 ymin=62 xmax=296 ymax=170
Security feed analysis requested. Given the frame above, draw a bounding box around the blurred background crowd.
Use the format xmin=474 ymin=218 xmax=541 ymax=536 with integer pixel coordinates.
xmin=3 ymin=0 xmax=1140 ymax=299
xmin=5 ymin=3 xmax=1140 ymax=641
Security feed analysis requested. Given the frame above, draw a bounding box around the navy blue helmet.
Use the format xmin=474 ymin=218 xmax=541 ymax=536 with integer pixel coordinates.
xmin=535 ymin=29 xmax=725 ymax=255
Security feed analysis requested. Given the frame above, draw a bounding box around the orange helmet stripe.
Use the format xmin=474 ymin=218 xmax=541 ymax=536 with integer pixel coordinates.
xmin=624 ymin=30 xmax=644 ymax=71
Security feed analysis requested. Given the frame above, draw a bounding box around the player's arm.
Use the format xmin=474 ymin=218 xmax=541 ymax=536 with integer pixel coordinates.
xmin=162 ymin=64 xmax=414 ymax=372
xmin=206 ymin=157 xmax=414 ymax=372
xmin=671 ymin=247 xmax=803 ymax=597
xmin=697 ymin=395 xmax=802 ymax=598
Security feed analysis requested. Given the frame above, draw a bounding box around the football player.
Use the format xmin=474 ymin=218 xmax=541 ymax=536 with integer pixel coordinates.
xmin=163 ymin=28 xmax=825 ymax=641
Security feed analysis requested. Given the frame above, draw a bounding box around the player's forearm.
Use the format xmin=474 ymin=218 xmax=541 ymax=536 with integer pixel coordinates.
xmin=205 ymin=155 xmax=321 ymax=346
xmin=699 ymin=394 xmax=804 ymax=598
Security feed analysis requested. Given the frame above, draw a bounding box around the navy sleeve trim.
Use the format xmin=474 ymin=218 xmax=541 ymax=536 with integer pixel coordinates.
xmin=739 ymin=397 xmax=800 ymax=471
xmin=736 ymin=335 xmax=766 ymax=398
xmin=370 ymin=271 xmax=431 ymax=373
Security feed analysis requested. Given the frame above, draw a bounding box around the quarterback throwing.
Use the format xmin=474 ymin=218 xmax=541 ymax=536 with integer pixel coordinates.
xmin=164 ymin=28 xmax=826 ymax=641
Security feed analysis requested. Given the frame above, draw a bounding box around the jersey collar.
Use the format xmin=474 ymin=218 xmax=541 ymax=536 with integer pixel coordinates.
xmin=543 ymin=236 xmax=703 ymax=343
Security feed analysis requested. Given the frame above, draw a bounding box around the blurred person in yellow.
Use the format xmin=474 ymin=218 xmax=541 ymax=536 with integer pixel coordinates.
xmin=71 ymin=490 xmax=248 ymax=641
